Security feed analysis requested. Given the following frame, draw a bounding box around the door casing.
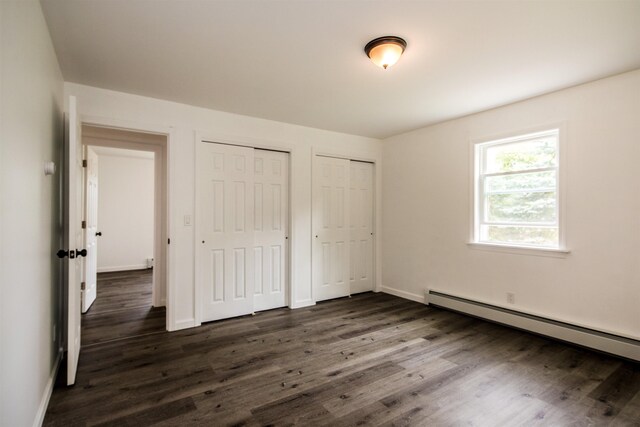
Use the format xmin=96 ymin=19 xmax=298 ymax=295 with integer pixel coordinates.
xmin=77 ymin=117 xmax=173 ymax=330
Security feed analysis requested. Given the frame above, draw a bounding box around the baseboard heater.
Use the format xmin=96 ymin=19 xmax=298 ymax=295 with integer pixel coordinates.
xmin=425 ymin=289 xmax=640 ymax=362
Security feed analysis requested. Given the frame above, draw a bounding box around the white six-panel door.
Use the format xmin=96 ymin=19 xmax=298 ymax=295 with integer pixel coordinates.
xmin=198 ymin=143 xmax=255 ymax=322
xmin=253 ymin=149 xmax=289 ymax=312
xmin=313 ymin=156 xmax=351 ymax=301
xmin=82 ymin=146 xmax=99 ymax=313
xmin=349 ymin=161 xmax=374 ymax=294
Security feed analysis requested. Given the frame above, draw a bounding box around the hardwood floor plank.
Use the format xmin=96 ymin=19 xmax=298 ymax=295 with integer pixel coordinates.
xmin=612 ymin=387 xmax=640 ymax=426
xmin=589 ymin=363 xmax=640 ymax=412
xmin=92 ymin=397 xmax=197 ymax=427
xmin=322 ymin=356 xmax=457 ymax=418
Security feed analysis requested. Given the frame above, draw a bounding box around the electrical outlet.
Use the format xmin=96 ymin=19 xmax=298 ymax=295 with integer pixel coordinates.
xmin=507 ymin=292 xmax=515 ymax=304
xmin=184 ymin=215 xmax=192 ymax=226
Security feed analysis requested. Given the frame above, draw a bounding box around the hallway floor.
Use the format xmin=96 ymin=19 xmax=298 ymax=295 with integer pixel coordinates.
xmin=82 ymin=269 xmax=165 ymax=346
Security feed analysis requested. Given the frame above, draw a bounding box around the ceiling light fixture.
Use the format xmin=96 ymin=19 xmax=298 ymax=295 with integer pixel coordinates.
xmin=364 ymin=36 xmax=407 ymax=70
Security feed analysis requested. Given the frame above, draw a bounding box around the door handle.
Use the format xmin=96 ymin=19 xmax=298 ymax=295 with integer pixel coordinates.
xmin=95 ymin=231 xmax=102 ymax=236
xmin=76 ymin=249 xmax=87 ymax=257
xmin=57 ymin=249 xmax=75 ymax=259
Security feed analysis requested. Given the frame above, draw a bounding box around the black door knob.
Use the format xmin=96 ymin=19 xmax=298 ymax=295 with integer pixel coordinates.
xmin=76 ymin=249 xmax=87 ymax=257
xmin=95 ymin=231 xmax=102 ymax=236
xmin=56 ymin=249 xmax=75 ymax=259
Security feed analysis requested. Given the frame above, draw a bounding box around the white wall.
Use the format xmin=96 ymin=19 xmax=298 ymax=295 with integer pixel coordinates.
xmin=96 ymin=150 xmax=155 ymax=272
xmin=65 ymin=82 xmax=382 ymax=330
xmin=0 ymin=1 xmax=64 ymax=426
xmin=382 ymin=69 xmax=640 ymax=340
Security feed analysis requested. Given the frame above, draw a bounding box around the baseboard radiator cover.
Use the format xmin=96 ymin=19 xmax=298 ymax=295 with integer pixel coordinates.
xmin=425 ymin=290 xmax=640 ymax=362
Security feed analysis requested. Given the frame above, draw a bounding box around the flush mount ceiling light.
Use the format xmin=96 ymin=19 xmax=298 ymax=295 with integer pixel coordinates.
xmin=364 ymin=36 xmax=407 ymax=70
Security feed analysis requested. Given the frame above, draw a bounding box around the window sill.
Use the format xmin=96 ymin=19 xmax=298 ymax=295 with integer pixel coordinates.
xmin=467 ymin=242 xmax=570 ymax=258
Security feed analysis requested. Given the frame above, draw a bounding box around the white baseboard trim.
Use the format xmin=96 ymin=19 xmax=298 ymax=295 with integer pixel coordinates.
xmin=173 ymin=318 xmax=196 ymax=331
xmin=33 ymin=349 xmax=62 ymax=427
xmin=426 ymin=289 xmax=640 ymax=362
xmin=381 ymin=286 xmax=425 ymax=304
xmin=290 ymin=299 xmax=315 ymax=309
xmin=153 ymin=298 xmax=167 ymax=308
xmin=97 ymin=264 xmax=149 ymax=273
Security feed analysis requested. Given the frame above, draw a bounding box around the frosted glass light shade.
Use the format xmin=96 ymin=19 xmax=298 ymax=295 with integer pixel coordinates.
xmin=364 ymin=36 xmax=407 ymax=69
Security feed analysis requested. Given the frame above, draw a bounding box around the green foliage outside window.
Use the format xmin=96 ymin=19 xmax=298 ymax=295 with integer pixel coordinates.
xmin=479 ymin=134 xmax=559 ymax=247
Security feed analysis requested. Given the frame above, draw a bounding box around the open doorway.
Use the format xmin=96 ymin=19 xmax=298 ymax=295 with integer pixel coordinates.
xmin=80 ymin=125 xmax=168 ymax=346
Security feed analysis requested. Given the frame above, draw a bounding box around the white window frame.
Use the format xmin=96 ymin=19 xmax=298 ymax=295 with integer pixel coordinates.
xmin=470 ymin=126 xmax=568 ymax=255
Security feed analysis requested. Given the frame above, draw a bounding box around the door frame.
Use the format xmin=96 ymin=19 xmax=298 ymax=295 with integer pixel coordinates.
xmin=78 ymin=115 xmax=176 ymax=331
xmin=311 ymin=147 xmax=381 ymax=303
xmin=194 ymin=131 xmax=294 ymax=326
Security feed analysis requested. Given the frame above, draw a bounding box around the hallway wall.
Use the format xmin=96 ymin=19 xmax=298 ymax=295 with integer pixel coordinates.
xmin=96 ymin=149 xmax=155 ymax=272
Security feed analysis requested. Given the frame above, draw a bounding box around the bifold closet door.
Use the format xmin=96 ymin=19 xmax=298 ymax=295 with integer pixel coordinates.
xmin=313 ymin=156 xmax=350 ymax=301
xmin=349 ymin=161 xmax=374 ymax=294
xmin=198 ymin=142 xmax=255 ymax=322
xmin=253 ymin=149 xmax=288 ymax=312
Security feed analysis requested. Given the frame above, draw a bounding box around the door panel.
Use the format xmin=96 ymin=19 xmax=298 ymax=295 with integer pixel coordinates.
xmin=349 ymin=161 xmax=374 ymax=294
xmin=253 ymin=149 xmax=288 ymax=312
xmin=82 ymin=146 xmax=99 ymax=312
xmin=198 ymin=143 xmax=255 ymax=322
xmin=65 ymin=96 xmax=83 ymax=385
xmin=313 ymin=156 xmax=350 ymax=301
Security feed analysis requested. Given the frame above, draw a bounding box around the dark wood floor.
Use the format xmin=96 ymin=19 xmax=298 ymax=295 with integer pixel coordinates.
xmin=45 ymin=289 xmax=639 ymax=426
xmin=82 ymin=269 xmax=165 ymax=346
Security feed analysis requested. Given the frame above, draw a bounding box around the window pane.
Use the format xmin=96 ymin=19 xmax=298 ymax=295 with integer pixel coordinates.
xmin=486 ymin=191 xmax=556 ymax=223
xmin=481 ymin=225 xmax=558 ymax=247
xmin=485 ymin=170 xmax=556 ymax=193
xmin=484 ymin=136 xmax=557 ymax=174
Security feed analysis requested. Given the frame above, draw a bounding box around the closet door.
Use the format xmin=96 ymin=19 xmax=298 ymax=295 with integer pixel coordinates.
xmin=198 ymin=142 xmax=255 ymax=322
xmin=313 ymin=156 xmax=350 ymax=301
xmin=349 ymin=161 xmax=374 ymax=294
xmin=253 ymin=149 xmax=289 ymax=312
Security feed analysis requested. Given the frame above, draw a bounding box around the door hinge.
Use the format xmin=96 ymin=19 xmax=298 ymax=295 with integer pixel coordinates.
xmin=168 ymin=238 xmax=170 ymax=244
xmin=82 ymin=159 xmax=87 ymax=167
xmin=80 ymin=281 xmax=86 ymax=290
xmin=81 ymin=220 xmax=86 ymax=229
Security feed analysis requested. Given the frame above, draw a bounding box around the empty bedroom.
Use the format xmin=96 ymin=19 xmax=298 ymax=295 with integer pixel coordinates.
xmin=0 ymin=0 xmax=639 ymax=426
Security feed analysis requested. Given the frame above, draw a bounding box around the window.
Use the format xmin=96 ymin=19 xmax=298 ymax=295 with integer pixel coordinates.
xmin=474 ymin=129 xmax=561 ymax=249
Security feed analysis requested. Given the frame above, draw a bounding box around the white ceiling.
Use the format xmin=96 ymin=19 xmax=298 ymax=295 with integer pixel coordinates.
xmin=41 ymin=0 xmax=640 ymax=139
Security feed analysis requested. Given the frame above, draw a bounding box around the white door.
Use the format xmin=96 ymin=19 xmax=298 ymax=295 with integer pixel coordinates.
xmin=313 ymin=156 xmax=350 ymax=301
xmin=349 ymin=161 xmax=374 ymax=294
xmin=82 ymin=146 xmax=99 ymax=312
xmin=64 ymin=96 xmax=84 ymax=385
xmin=198 ymin=142 xmax=255 ymax=322
xmin=253 ymin=149 xmax=289 ymax=312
